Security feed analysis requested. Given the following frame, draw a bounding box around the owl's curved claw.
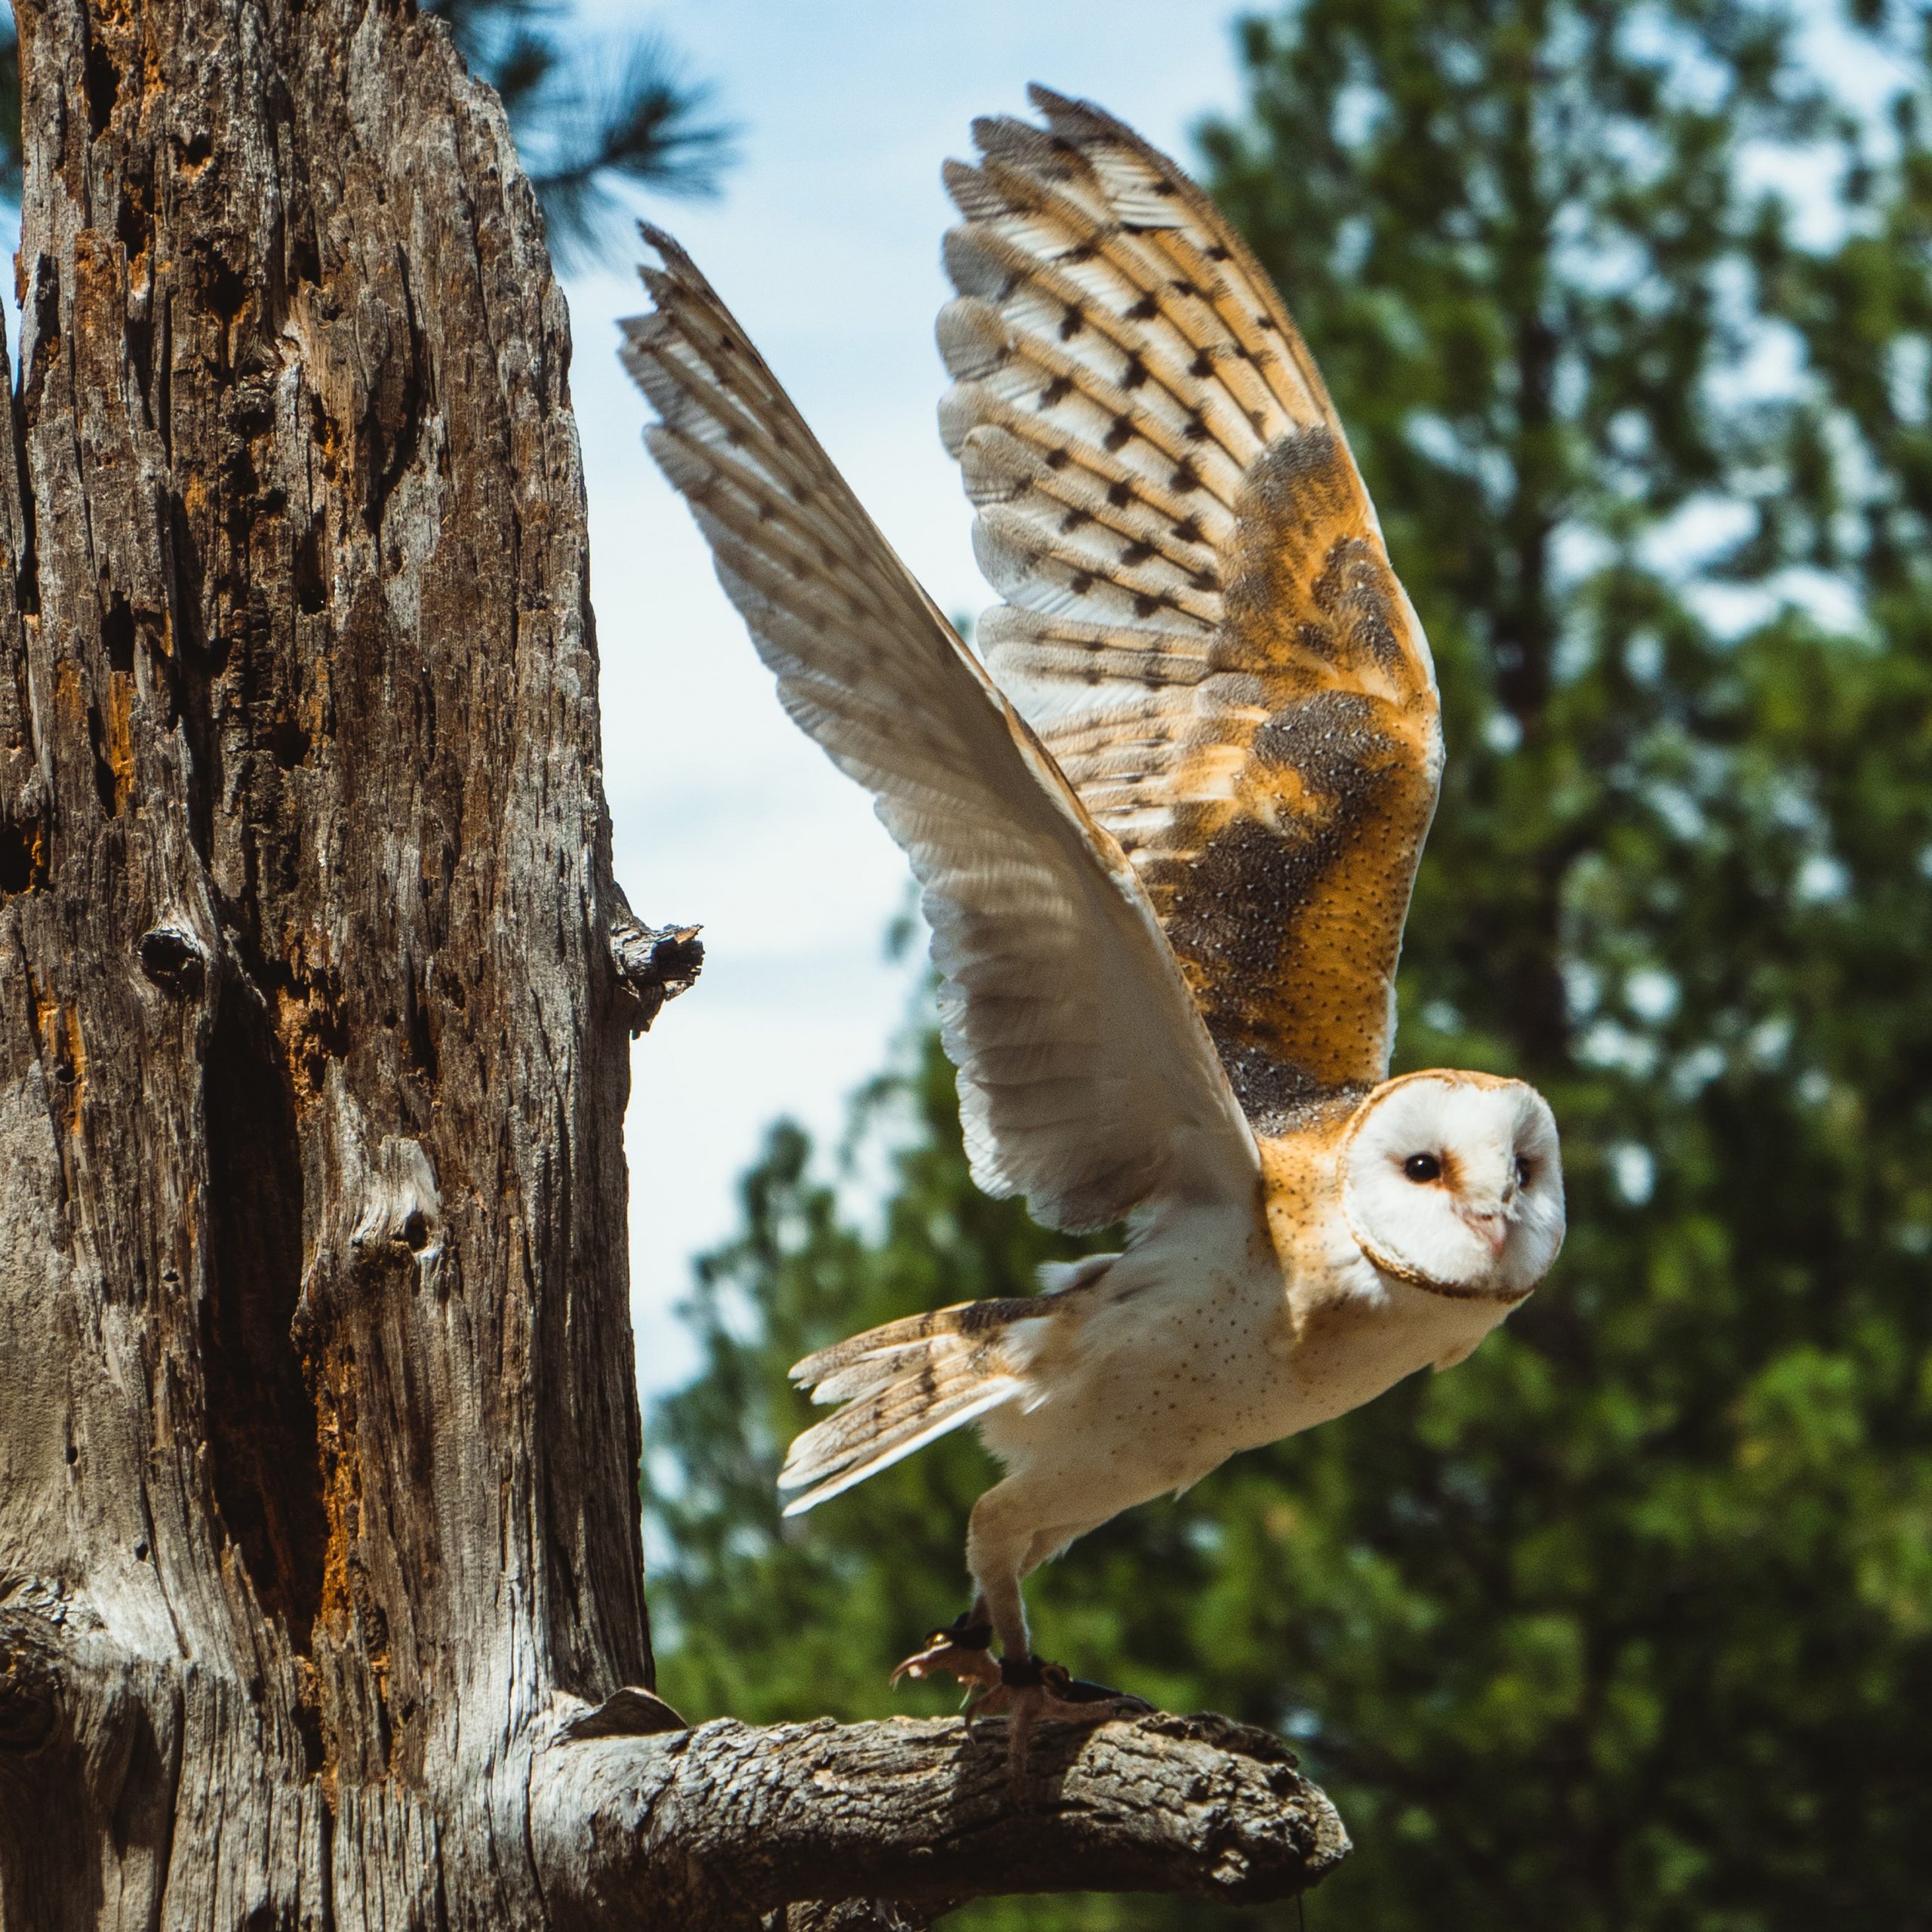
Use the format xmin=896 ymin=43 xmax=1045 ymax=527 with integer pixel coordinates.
xmin=891 ymin=1611 xmax=1001 ymax=1690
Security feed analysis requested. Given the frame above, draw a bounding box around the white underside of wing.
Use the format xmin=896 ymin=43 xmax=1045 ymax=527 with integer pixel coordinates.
xmin=622 ymin=226 xmax=1262 ymax=1238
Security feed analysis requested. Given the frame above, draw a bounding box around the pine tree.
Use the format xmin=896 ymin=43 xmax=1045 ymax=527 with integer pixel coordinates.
xmin=0 ymin=0 xmax=728 ymax=256
xmin=421 ymin=0 xmax=730 ymax=263
xmin=646 ymin=4 xmax=1932 ymax=1925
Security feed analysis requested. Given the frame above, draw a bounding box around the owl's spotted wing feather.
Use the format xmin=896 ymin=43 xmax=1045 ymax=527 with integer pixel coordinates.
xmin=940 ymin=85 xmax=1442 ymax=1123
xmin=622 ymin=227 xmax=1260 ymax=1235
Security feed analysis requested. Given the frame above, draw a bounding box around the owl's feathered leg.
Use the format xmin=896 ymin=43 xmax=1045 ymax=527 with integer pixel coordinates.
xmin=954 ymin=1484 xmax=1152 ymax=1758
xmin=968 ymin=1484 xmax=1037 ymax=1661
xmin=890 ymin=1482 xmax=1036 ymax=1692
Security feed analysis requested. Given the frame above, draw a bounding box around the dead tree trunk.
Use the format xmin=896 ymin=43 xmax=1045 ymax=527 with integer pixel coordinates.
xmin=0 ymin=0 xmax=1346 ymax=1924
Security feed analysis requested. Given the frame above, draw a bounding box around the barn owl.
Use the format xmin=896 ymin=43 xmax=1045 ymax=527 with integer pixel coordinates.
xmin=622 ymin=86 xmax=1564 ymax=1724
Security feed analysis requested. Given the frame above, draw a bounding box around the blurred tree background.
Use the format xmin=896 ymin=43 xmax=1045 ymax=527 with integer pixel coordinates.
xmin=0 ymin=0 xmax=728 ymax=259
xmin=645 ymin=0 xmax=1932 ymax=1927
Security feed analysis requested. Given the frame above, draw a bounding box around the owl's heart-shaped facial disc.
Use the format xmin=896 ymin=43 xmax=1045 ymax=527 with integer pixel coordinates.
xmin=1342 ymin=1071 xmax=1565 ymax=1300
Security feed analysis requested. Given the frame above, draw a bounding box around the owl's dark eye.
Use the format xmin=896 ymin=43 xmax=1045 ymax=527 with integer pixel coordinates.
xmin=1515 ymin=1155 xmax=1534 ymax=1188
xmin=1403 ymin=1152 xmax=1442 ymax=1183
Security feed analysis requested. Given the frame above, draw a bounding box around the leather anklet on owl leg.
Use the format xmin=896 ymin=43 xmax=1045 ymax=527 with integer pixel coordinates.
xmin=965 ymin=1653 xmax=1154 ymax=1777
xmin=889 ymin=1472 xmax=1048 ymax=1697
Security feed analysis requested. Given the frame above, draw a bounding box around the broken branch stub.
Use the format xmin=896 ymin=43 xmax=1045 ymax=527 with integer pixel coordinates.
xmin=611 ymin=906 xmax=706 ymax=1035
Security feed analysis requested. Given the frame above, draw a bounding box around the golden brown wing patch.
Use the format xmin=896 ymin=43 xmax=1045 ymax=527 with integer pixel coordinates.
xmin=1150 ymin=427 xmax=1441 ymax=1113
xmin=939 ymin=88 xmax=1441 ymax=1121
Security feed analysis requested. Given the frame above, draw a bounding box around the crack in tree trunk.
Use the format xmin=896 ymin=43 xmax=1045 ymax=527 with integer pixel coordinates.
xmin=0 ymin=0 xmax=1348 ymax=1921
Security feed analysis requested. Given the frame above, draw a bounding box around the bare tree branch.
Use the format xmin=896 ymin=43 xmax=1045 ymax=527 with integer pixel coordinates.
xmin=8 ymin=1575 xmax=1346 ymax=1930
xmin=532 ymin=1706 xmax=1348 ymax=1928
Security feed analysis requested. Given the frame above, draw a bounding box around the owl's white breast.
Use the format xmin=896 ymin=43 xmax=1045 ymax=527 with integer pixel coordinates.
xmin=1272 ymin=1252 xmax=1515 ymax=1439
xmin=973 ymin=1192 xmax=1515 ymax=1540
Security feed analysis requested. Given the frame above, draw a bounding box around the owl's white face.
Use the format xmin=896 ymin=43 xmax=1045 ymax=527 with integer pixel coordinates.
xmin=1340 ymin=1071 xmax=1564 ymax=1300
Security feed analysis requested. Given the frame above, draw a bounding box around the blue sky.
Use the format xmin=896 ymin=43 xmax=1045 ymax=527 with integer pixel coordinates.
xmin=559 ymin=2 xmax=1251 ymax=1395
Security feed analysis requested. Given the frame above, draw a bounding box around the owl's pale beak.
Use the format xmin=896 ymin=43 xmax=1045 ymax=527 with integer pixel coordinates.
xmin=1460 ymin=1208 xmax=1511 ymax=1257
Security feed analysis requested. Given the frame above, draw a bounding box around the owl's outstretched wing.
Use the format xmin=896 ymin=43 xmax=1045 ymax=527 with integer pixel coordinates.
xmin=622 ymin=228 xmax=1259 ymax=1234
xmin=939 ymin=86 xmax=1442 ymax=1125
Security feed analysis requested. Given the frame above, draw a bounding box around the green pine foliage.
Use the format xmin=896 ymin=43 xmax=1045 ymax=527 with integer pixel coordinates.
xmin=0 ymin=8 xmax=17 ymax=203
xmin=645 ymin=3 xmax=1932 ymax=1925
xmin=423 ymin=0 xmax=731 ymax=264
xmin=0 ymin=2 xmax=727 ymax=264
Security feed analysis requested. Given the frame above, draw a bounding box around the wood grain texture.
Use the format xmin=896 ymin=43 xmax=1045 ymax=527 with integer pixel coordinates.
xmin=0 ymin=0 xmax=1346 ymax=1923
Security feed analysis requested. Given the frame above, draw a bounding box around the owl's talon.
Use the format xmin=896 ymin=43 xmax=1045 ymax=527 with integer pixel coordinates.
xmin=891 ymin=1611 xmax=1000 ymax=1690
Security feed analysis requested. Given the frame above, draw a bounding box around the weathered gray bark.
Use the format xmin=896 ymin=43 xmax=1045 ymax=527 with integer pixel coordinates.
xmin=533 ymin=1710 xmax=1345 ymax=1927
xmin=0 ymin=0 xmax=1346 ymax=1924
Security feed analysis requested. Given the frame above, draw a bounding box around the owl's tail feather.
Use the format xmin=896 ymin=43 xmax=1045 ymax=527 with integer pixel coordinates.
xmin=779 ymin=1298 xmax=1048 ymax=1516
